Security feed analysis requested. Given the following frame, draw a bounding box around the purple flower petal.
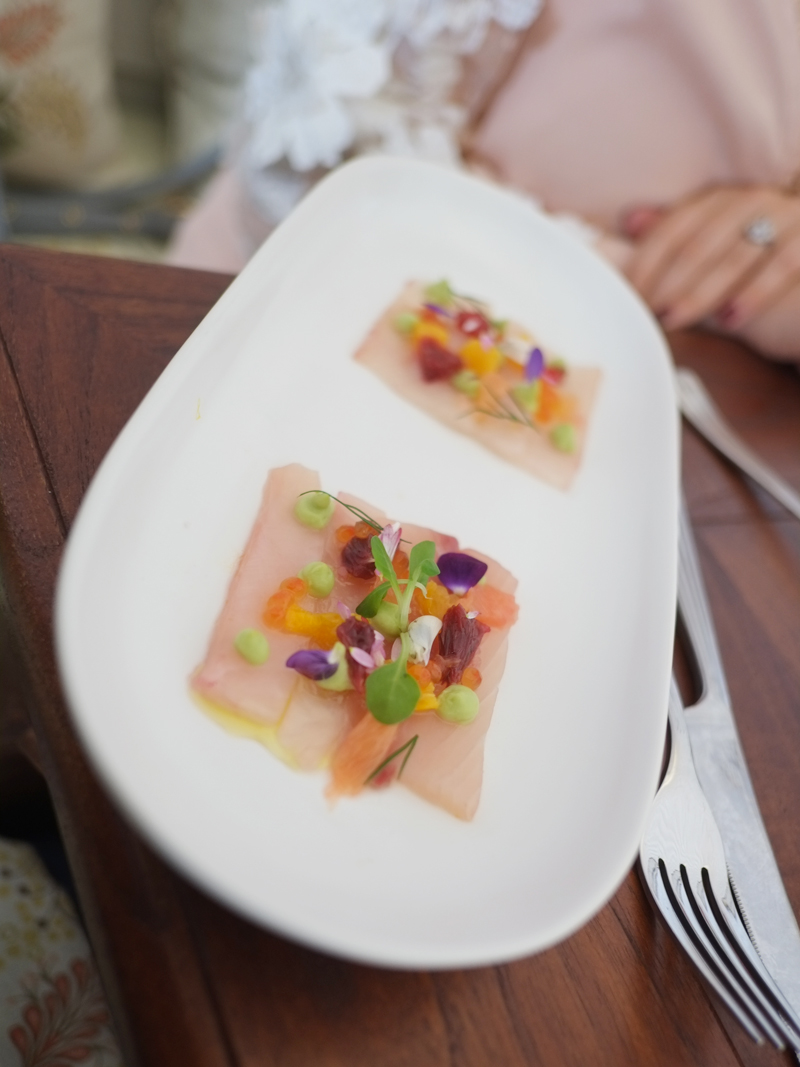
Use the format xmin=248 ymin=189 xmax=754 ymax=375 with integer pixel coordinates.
xmin=525 ymin=346 xmax=544 ymax=382
xmin=286 ymin=649 xmax=338 ymax=681
xmin=423 ymin=302 xmax=451 ymax=317
xmin=379 ymin=521 xmax=402 ymax=560
xmin=437 ymin=552 xmax=488 ymax=595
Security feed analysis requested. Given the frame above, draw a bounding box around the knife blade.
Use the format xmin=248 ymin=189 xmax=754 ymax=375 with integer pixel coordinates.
xmin=678 ymin=497 xmax=800 ymax=1014
xmin=676 ymin=368 xmax=800 ymax=521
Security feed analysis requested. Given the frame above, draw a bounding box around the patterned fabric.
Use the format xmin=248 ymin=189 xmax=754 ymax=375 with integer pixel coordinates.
xmin=0 ymin=838 xmax=123 ymax=1066
xmin=0 ymin=0 xmax=120 ymax=187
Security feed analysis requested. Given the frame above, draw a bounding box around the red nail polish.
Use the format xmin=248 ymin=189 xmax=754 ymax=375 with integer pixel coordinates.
xmin=717 ymin=301 xmax=739 ymax=327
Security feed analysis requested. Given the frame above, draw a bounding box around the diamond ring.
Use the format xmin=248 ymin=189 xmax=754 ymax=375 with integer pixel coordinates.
xmin=742 ymin=215 xmax=777 ymax=247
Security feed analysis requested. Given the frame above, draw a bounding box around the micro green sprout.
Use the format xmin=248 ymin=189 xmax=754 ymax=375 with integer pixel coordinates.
xmin=365 ymin=631 xmax=421 ymax=724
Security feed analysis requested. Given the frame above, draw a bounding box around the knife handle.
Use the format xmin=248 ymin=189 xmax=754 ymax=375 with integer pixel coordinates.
xmin=678 ymin=496 xmax=731 ymax=705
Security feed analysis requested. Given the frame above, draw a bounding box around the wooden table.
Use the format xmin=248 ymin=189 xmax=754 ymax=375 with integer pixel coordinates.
xmin=1 ymin=245 xmax=798 ymax=1067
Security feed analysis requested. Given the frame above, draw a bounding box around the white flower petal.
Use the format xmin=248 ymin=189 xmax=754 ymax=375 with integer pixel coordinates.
xmin=407 ymin=614 xmax=442 ymax=666
xmin=286 ymin=96 xmax=354 ymax=170
xmin=314 ymin=42 xmax=390 ymax=98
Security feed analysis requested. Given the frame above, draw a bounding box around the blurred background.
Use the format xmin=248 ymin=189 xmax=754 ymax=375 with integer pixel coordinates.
xmin=0 ymin=0 xmax=255 ymax=261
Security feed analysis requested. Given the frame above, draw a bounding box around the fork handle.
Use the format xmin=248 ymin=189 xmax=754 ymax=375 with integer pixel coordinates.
xmin=678 ymin=496 xmax=730 ymax=704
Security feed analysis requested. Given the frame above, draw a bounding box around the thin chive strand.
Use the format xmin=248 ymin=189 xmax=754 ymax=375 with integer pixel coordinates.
xmin=297 ymin=491 xmax=410 ymax=543
xmin=297 ymin=491 xmax=382 ymax=531
xmin=364 ymin=734 xmax=419 ymax=785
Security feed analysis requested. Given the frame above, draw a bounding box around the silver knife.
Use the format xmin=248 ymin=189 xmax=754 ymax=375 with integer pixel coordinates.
xmin=678 ymin=496 xmax=800 ymax=1014
xmin=676 ymin=368 xmax=800 ymax=521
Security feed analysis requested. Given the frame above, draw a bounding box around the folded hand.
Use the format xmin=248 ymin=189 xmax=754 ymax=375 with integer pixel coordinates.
xmin=622 ymin=186 xmax=800 ymax=358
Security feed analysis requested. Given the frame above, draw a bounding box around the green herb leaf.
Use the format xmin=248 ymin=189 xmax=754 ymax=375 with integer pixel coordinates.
xmin=419 ymin=558 xmax=440 ymax=580
xmin=364 ymin=734 xmax=419 ymax=784
xmin=355 ymin=582 xmax=390 ymax=618
xmin=409 ymin=540 xmax=436 ymax=574
xmin=365 ymin=632 xmax=419 ymax=724
xmin=370 ymin=536 xmax=396 ymax=582
xmin=365 ymin=662 xmax=421 ymax=724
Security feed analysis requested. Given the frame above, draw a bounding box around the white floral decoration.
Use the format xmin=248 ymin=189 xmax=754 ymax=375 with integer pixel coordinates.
xmin=243 ymin=0 xmax=394 ymax=172
xmin=238 ymin=0 xmax=542 ymax=241
xmin=243 ymin=0 xmax=542 ymax=174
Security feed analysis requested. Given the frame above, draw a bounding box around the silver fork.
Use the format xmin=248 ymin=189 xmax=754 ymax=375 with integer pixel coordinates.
xmin=639 ymin=676 xmax=800 ymax=1050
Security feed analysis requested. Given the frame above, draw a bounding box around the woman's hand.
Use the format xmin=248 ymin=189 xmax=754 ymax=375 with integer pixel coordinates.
xmin=622 ymin=186 xmax=800 ymax=360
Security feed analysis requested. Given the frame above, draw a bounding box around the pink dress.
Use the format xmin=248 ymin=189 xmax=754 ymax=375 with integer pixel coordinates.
xmin=167 ymin=0 xmax=800 ymax=273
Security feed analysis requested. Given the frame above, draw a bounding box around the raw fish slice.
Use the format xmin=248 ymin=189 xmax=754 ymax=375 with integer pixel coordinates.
xmin=276 ymin=682 xmax=362 ymax=772
xmin=395 ymin=552 xmax=518 ymax=821
xmin=192 ymin=464 xmax=324 ymax=723
xmin=193 ymin=467 xmax=518 ymax=818
xmin=274 ymin=494 xmax=392 ymax=768
xmin=354 ymin=283 xmax=601 ymax=490
xmin=328 ymin=713 xmax=398 ymax=799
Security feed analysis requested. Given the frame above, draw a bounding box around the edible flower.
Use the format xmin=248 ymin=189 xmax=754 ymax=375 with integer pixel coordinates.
xmin=525 ymin=346 xmax=544 ymax=382
xmin=285 ymin=648 xmax=338 ymax=681
xmin=436 ymin=552 xmax=488 ymax=595
xmin=349 ymin=630 xmax=385 ymax=671
xmin=405 ymin=614 xmax=442 ymax=666
xmin=379 ymin=521 xmax=402 ymax=560
xmin=423 ymin=302 xmax=451 ymax=317
xmin=349 ymin=647 xmax=375 ymax=669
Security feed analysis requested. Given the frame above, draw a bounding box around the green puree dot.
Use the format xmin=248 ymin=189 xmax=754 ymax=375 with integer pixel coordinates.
xmin=511 ymin=381 xmax=541 ymax=412
xmin=451 ymin=369 xmax=480 ymax=398
xmin=294 ymin=491 xmax=335 ymax=529
xmin=436 ymin=685 xmax=479 ymax=725
xmin=424 ymin=279 xmax=454 ymax=306
xmin=394 ymin=311 xmax=419 ymax=334
xmin=299 ymin=561 xmax=335 ymax=597
xmin=234 ymin=629 xmax=270 ymax=665
xmin=550 ymin=423 xmax=577 ymax=453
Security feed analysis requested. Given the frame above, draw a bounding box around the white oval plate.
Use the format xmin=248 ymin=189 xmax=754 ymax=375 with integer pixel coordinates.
xmin=56 ymin=158 xmax=678 ymax=969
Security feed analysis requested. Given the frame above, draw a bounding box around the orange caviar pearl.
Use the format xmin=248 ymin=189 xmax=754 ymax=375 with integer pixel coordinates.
xmin=263 ymin=588 xmax=295 ymax=628
xmin=335 ymin=524 xmax=356 ymax=544
xmin=280 ymin=576 xmax=307 ymax=597
xmin=354 ymin=521 xmax=374 ymax=539
xmin=406 ymin=663 xmax=432 ymax=688
xmin=461 ymin=666 xmax=482 ymax=690
xmin=393 ymin=549 xmax=410 ymax=579
xmin=427 ymin=656 xmax=444 ymax=684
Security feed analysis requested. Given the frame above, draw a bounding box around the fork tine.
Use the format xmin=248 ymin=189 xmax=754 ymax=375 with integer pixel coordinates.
xmin=674 ymin=863 xmax=787 ymax=1048
xmin=643 ymin=857 xmax=767 ymax=1044
xmin=700 ymin=869 xmax=800 ymax=1049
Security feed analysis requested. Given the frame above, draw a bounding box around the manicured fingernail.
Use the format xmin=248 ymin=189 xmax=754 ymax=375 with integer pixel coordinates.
xmin=716 ymin=300 xmax=739 ymax=327
xmin=621 ymin=205 xmax=664 ymax=239
xmin=656 ymin=307 xmax=677 ymax=329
